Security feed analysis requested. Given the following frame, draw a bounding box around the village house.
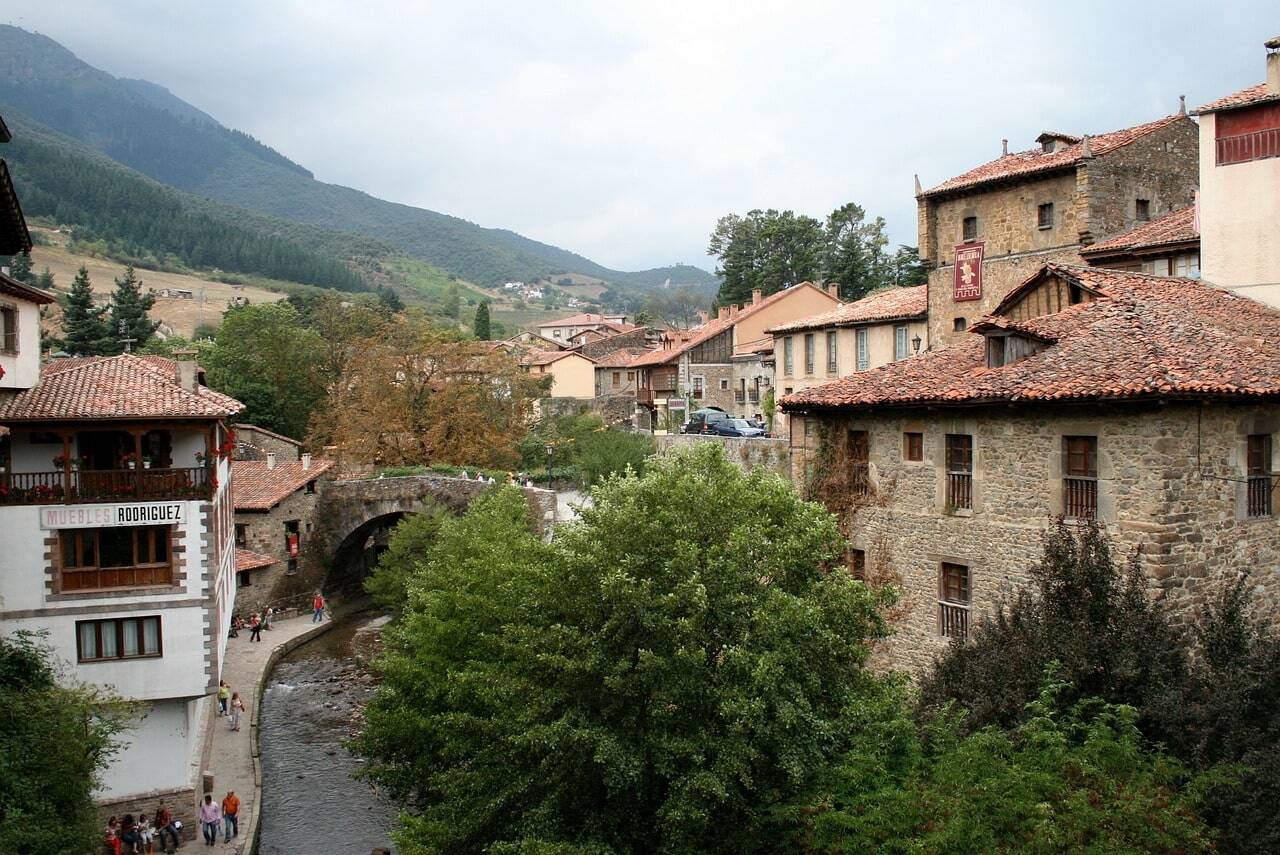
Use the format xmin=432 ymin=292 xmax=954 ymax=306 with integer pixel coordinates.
xmin=632 ymin=282 xmax=840 ymax=429
xmin=1194 ymin=36 xmax=1280 ymax=308
xmin=917 ymin=110 xmax=1199 ymax=349
xmin=783 ymin=263 xmax=1280 ymax=674
xmin=519 ymin=349 xmax=598 ymax=399
xmin=1081 ymin=204 xmax=1200 ymax=276
xmin=536 ymin=311 xmax=636 ymax=343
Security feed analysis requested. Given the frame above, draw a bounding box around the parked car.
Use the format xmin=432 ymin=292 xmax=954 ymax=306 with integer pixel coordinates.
xmin=712 ymin=418 xmax=766 ymax=438
xmin=682 ymin=408 xmax=729 ymax=434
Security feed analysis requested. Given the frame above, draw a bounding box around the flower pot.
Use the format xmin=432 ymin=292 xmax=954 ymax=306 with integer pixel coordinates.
xmin=127 ymin=461 xmax=137 ymax=470
xmin=143 ymin=461 xmax=152 ymax=470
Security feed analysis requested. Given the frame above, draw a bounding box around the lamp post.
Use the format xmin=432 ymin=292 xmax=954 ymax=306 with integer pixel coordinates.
xmin=912 ymin=334 xmax=923 ymax=355
xmin=545 ymin=443 xmax=554 ymax=489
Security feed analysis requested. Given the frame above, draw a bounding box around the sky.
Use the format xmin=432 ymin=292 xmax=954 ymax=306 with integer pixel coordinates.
xmin=2 ymin=1 xmax=1276 ymax=273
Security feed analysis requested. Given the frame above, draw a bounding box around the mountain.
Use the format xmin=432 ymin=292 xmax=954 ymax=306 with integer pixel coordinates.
xmin=0 ymin=25 xmax=717 ymax=293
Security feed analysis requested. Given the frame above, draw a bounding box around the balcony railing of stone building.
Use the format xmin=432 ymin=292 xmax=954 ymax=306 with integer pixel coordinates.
xmin=938 ymin=601 xmax=969 ymax=639
xmin=0 ymin=467 xmax=212 ymax=505
xmin=1063 ymin=476 xmax=1097 ymax=520
xmin=946 ymin=472 xmax=972 ymax=510
xmin=1216 ymin=128 xmax=1280 ymax=166
xmin=1247 ymin=475 xmax=1273 ymax=518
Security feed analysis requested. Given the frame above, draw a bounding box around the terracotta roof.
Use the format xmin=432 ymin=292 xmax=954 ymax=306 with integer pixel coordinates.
xmin=519 ymin=349 xmax=594 ymax=367
xmin=767 ymin=286 xmax=927 ymax=334
xmin=0 ymin=271 xmax=56 ymax=304
xmin=592 ymin=347 xmax=653 ymax=368
xmin=921 ymin=115 xmax=1188 ymax=198
xmin=235 ymin=548 xmax=278 ymax=572
xmin=782 ymin=264 xmax=1280 ymax=412
xmin=1194 ymin=83 xmax=1280 ymax=115
xmin=1083 ymin=205 xmax=1199 ymax=257
xmin=540 ymin=312 xmax=638 ymax=332
xmin=0 ymin=354 xmax=242 ymax=422
xmin=232 ymin=458 xmax=334 ymax=510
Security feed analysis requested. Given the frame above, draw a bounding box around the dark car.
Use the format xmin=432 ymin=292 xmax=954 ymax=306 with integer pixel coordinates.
xmin=681 ymin=407 xmax=729 ymax=434
xmin=712 ymin=418 xmax=766 ymax=438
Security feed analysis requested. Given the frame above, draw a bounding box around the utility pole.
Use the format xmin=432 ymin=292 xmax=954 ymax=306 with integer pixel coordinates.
xmin=118 ymin=318 xmax=136 ymax=354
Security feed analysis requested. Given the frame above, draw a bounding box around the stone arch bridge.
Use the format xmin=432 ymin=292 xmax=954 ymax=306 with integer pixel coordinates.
xmin=307 ymin=474 xmax=558 ymax=594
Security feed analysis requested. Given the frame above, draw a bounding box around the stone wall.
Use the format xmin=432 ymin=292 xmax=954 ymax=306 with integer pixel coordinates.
xmin=682 ymin=362 xmax=737 ymax=415
xmin=655 ymin=434 xmax=790 ymax=477
xmin=98 ymin=786 xmax=198 ymax=843
xmin=579 ymin=327 xmax=648 ymax=360
xmin=234 ymin=481 xmax=327 ymax=614
xmin=789 ymin=401 xmax=1280 ymax=674
xmin=232 ymin=424 xmax=302 ymax=462
xmin=542 ymin=394 xmax=640 ymax=427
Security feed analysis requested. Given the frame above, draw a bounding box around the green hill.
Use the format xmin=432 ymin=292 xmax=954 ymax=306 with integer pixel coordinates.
xmin=0 ymin=25 xmax=717 ymax=294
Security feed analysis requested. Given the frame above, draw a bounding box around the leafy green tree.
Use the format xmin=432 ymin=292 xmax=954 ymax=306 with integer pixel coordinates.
xmin=5 ymin=251 xmax=33 ymax=283
xmin=0 ymin=632 xmax=133 ymax=855
xmin=823 ymin=203 xmax=890 ymax=301
xmin=356 ymin=445 xmax=894 ymax=854
xmin=104 ymin=266 xmax=159 ymax=353
xmin=889 ymin=245 xmax=928 ymax=286
xmin=442 ymin=281 xmax=461 ymax=320
xmin=709 ymin=209 xmax=825 ymax=306
xmin=377 ymin=286 xmax=405 ymax=315
xmin=473 ymin=300 xmax=491 ymax=340
xmin=204 ymin=303 xmax=326 ymax=438
xmin=58 ymin=265 xmax=110 ymax=355
xmin=574 ymin=427 xmax=653 ymax=487
xmin=364 ymin=506 xmax=447 ymax=613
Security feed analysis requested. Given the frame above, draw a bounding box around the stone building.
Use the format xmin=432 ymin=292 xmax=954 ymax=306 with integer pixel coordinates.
xmin=1081 ymin=204 xmax=1200 ymax=276
xmin=232 ymin=453 xmax=334 ymax=613
xmin=917 ymin=112 xmax=1199 ymax=348
xmin=233 ymin=422 xmax=306 ymax=462
xmin=782 ymin=264 xmax=1280 ymax=673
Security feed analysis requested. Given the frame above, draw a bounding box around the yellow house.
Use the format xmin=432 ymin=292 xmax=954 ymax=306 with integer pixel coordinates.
xmin=520 ymin=350 xmax=598 ymax=398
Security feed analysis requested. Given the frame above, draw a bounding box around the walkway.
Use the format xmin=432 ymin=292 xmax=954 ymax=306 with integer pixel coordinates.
xmin=204 ymin=612 xmax=330 ymax=854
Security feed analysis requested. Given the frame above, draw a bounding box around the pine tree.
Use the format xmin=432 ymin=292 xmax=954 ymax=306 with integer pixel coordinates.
xmin=443 ymin=281 xmax=461 ymax=320
xmin=473 ymin=300 xmax=491 ymax=340
xmin=59 ymin=266 xmax=109 ymax=355
xmin=7 ymin=251 xmax=33 ymax=284
xmin=377 ymin=286 xmax=405 ymax=314
xmin=105 ymin=266 xmax=158 ymax=354
xmin=35 ymin=268 xmax=55 ymax=291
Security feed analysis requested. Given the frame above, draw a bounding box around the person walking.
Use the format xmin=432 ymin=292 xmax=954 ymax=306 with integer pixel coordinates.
xmin=198 ymin=795 xmax=221 ymax=846
xmin=154 ymin=801 xmax=180 ymax=854
xmin=312 ymin=591 xmax=326 ymax=622
xmin=229 ymin=691 xmax=246 ymax=731
xmin=221 ymin=790 xmax=241 ymax=844
xmin=249 ymin=612 xmax=263 ymax=642
xmin=217 ymin=680 xmax=230 ymax=717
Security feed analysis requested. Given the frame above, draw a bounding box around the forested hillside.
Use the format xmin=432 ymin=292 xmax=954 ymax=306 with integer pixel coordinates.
xmin=0 ymin=25 xmax=716 ymax=294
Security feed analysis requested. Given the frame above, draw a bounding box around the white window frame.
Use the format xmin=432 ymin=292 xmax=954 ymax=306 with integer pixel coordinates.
xmin=856 ymin=328 xmax=869 ymax=371
xmin=894 ymin=325 xmax=909 ymax=361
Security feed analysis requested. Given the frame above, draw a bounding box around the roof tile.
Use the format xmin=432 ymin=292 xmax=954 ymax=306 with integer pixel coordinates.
xmin=232 ymin=458 xmax=334 ymax=511
xmin=1083 ymin=205 xmax=1198 ymax=256
xmin=767 ymin=285 xmax=926 ymax=334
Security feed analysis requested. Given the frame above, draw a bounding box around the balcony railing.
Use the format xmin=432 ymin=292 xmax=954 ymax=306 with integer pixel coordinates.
xmin=946 ymin=472 xmax=972 ymax=510
xmin=1247 ymin=475 xmax=1272 ymax=518
xmin=938 ymin=601 xmax=970 ymax=639
xmin=1216 ymin=128 xmax=1280 ymax=166
xmin=734 ymin=390 xmax=746 ymax=404
xmin=0 ymin=467 xmax=212 ymax=505
xmin=1063 ymin=476 xmax=1097 ymax=520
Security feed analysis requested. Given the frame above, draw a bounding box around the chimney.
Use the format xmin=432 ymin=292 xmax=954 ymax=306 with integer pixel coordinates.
xmin=1178 ymin=94 xmax=1186 ymax=116
xmin=173 ymin=348 xmax=199 ymax=393
xmin=1001 ymin=138 xmax=1008 ymax=156
xmin=729 ymin=305 xmax=739 ymax=319
xmin=1267 ymin=37 xmax=1280 ymax=95
xmin=827 ymin=283 xmax=840 ymax=298
xmin=913 ymin=173 xmax=922 ymax=195
xmin=301 ymin=452 xmax=312 ymax=470
xmin=266 ymin=452 xmax=277 ymax=470
xmin=751 ymin=288 xmax=762 ymax=305
xmin=1081 ymin=134 xmax=1092 ymax=159
xmin=695 ymin=309 xmax=709 ymax=325
xmin=717 ymin=306 xmax=730 ymax=321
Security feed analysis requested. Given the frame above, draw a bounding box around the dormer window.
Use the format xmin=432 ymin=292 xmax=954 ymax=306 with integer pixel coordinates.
xmin=986 ymin=335 xmax=1008 ymax=368
xmin=1041 ymin=140 xmax=1054 ymax=153
xmin=984 ymin=332 xmax=1047 ymax=368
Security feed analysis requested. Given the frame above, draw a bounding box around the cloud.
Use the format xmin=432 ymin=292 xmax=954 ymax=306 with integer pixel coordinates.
xmin=5 ymin=0 xmax=1277 ymax=271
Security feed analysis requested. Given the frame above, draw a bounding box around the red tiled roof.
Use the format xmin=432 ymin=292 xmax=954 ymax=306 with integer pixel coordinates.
xmin=0 ymin=354 xmax=242 ymax=421
xmin=1083 ymin=205 xmax=1199 ymax=257
xmin=767 ymin=286 xmax=927 ymax=334
xmin=1194 ymin=83 xmax=1280 ymax=115
xmin=540 ymin=312 xmax=638 ymax=332
xmin=0 ymin=272 xmax=55 ymax=304
xmin=921 ymin=115 xmax=1189 ymax=197
xmin=232 ymin=458 xmax=334 ymax=510
xmin=592 ymin=347 xmax=653 ymax=368
xmin=519 ymin=349 xmax=594 ymax=367
xmin=235 ymin=548 xmax=278 ymax=572
xmin=782 ymin=264 xmax=1280 ymax=411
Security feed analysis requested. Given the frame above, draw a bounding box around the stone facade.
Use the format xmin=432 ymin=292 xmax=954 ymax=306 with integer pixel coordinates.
xmin=789 ymin=401 xmax=1280 ymax=674
xmin=234 ymin=479 xmax=326 ymax=614
xmin=655 ymin=434 xmax=790 ymax=478
xmin=232 ymin=424 xmax=302 ymax=462
xmin=681 ymin=360 xmax=738 ymax=415
xmin=921 ymin=118 xmax=1199 ymax=347
xmin=578 ymin=327 xmax=649 ymax=360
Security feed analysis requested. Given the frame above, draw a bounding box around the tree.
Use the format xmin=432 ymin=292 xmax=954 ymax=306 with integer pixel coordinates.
xmin=58 ymin=265 xmax=110 ymax=355
xmin=823 ymin=203 xmax=890 ymax=301
xmin=644 ymin=285 xmax=706 ymax=330
xmin=204 ymin=302 xmax=326 ymax=438
xmin=364 ymin=506 xmax=447 ymax=613
xmin=0 ymin=632 xmax=133 ymax=855
xmin=574 ymin=428 xmax=653 ymax=487
xmin=709 ymin=209 xmax=825 ymax=306
xmin=889 ymin=245 xmax=928 ymax=287
xmin=473 ymin=300 xmax=491 ymax=340
xmin=442 ymin=281 xmax=461 ymax=320
xmin=104 ymin=266 xmax=159 ymax=353
xmin=377 ymin=286 xmax=406 ymax=315
xmin=308 ymin=314 xmax=543 ymax=468
xmin=6 ymin=251 xmax=33 ymax=284
xmin=35 ymin=267 xmax=55 ymax=291
xmin=356 ymin=444 xmax=894 ymax=853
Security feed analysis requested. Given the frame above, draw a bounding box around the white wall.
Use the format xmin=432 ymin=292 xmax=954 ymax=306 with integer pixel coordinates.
xmin=96 ymin=698 xmax=196 ymax=799
xmin=0 ymin=299 xmax=42 ymax=390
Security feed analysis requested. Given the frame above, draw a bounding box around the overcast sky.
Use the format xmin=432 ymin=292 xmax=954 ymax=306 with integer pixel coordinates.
xmin=4 ymin=2 xmax=1276 ymax=272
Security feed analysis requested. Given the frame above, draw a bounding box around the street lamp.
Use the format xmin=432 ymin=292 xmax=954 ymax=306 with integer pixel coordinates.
xmin=545 ymin=443 xmax=554 ymax=489
xmin=912 ymin=334 xmax=923 ymax=355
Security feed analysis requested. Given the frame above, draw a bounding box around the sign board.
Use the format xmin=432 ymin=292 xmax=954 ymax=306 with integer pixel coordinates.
xmin=287 ymin=533 xmax=300 ymax=557
xmin=953 ymin=242 xmax=985 ymax=302
xmin=40 ymin=501 xmax=187 ymax=530
xmin=667 ymin=398 xmax=687 ymax=410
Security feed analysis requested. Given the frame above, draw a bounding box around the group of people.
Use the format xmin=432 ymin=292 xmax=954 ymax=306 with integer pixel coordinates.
xmin=196 ymin=791 xmax=241 ymax=846
xmin=216 ymin=680 xmax=247 ymax=731
xmin=228 ymin=607 xmax=275 ymax=641
xmin=104 ymin=802 xmax=181 ymax=854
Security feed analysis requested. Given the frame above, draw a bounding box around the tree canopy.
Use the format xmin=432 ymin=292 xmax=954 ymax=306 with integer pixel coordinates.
xmin=104 ymin=265 xmax=159 ymax=353
xmin=58 ymin=265 xmax=110 ymax=355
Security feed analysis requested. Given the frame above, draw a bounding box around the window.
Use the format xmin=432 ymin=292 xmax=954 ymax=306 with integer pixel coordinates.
xmin=847 ymin=430 xmax=870 ymax=495
xmin=1173 ymin=253 xmax=1200 ymax=278
xmin=804 ymin=334 xmax=815 ymax=375
xmin=284 ymin=519 xmax=301 ymax=559
xmin=847 ymin=548 xmax=866 ymax=580
xmin=1247 ymin=434 xmax=1273 ymax=518
xmin=953 ymin=317 xmax=967 ymax=333
xmin=855 ymin=328 xmax=869 ymax=371
xmin=627 ymin=371 xmax=635 ymax=382
xmin=612 ymin=371 xmax=621 ymax=386
xmin=306 ymin=479 xmax=317 ymax=495
xmin=938 ymin=563 xmax=970 ymax=639
xmin=76 ymin=616 xmax=162 ymax=662
xmin=1135 ymin=199 xmax=1150 ymax=222
xmin=1063 ymin=436 xmax=1098 ymax=520
xmin=826 ymin=331 xmax=838 ymax=374
xmin=692 ymin=376 xmax=705 ymax=399
xmin=719 ymin=378 xmax=729 ymax=391
xmin=904 ymin=432 xmax=923 ymax=462
xmin=552 ymin=330 xmax=562 ymax=338
xmin=986 ymin=335 xmax=1007 ymax=368
xmin=234 ymin=523 xmax=248 ymax=548
xmin=894 ymin=325 xmax=909 ymax=361
xmin=0 ymin=305 xmax=16 ymax=354
xmin=58 ymin=526 xmax=173 ymax=591
xmin=237 ymin=570 xmax=252 ymax=588
xmin=1037 ymin=203 xmax=1054 ymax=229
xmin=945 ymin=434 xmax=973 ymax=510
xmin=783 ymin=337 xmax=794 ymax=376
xmin=287 ymin=557 xmax=299 ymax=576
xmin=962 ymin=216 xmax=978 ymax=242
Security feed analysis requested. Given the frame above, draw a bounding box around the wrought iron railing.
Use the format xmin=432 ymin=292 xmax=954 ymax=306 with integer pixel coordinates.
xmin=1247 ymin=475 xmax=1272 ymax=518
xmin=0 ymin=467 xmax=212 ymax=505
xmin=1063 ymin=476 xmax=1097 ymax=520
xmin=946 ymin=472 xmax=972 ymax=510
xmin=939 ymin=601 xmax=969 ymax=639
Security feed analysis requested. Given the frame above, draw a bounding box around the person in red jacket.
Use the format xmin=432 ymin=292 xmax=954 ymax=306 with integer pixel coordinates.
xmin=312 ymin=591 xmax=326 ymax=623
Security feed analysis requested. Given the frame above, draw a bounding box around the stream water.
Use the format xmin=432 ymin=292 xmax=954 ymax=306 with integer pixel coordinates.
xmin=258 ymin=615 xmax=397 ymax=855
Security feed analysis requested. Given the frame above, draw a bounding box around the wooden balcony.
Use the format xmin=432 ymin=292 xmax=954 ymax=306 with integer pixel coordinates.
xmin=0 ymin=467 xmax=212 ymax=505
xmin=938 ymin=601 xmax=969 ymax=639
xmin=1247 ymin=475 xmax=1272 ymax=518
xmin=1063 ymin=476 xmax=1097 ymax=520
xmin=946 ymin=472 xmax=972 ymax=510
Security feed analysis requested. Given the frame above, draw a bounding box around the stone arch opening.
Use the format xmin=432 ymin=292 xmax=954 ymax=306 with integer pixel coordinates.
xmin=326 ymin=511 xmax=411 ymax=596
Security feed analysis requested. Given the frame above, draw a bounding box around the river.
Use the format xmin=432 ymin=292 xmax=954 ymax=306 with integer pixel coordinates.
xmin=258 ymin=614 xmax=397 ymax=855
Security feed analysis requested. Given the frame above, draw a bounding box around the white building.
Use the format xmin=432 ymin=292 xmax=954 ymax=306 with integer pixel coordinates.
xmin=0 ymin=351 xmax=241 ymax=819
